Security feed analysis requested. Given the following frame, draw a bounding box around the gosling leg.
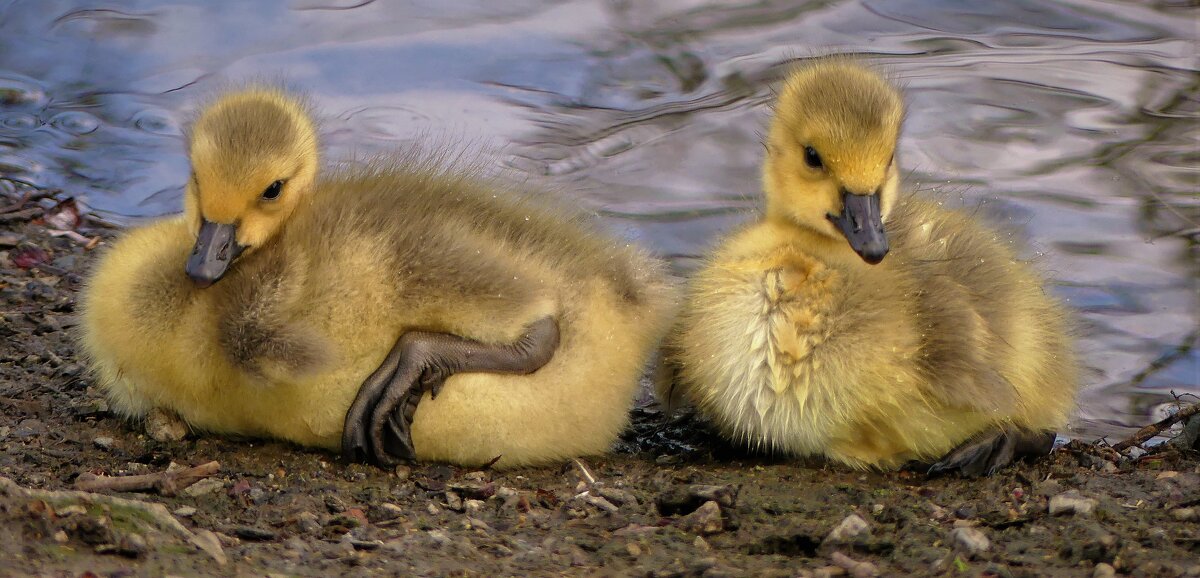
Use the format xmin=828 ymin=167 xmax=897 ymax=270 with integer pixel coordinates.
xmin=341 ymin=317 xmax=560 ymax=466
xmin=925 ymin=429 xmax=1056 ymax=478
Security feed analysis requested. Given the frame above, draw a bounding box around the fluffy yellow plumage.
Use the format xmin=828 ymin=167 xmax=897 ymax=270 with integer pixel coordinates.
xmin=78 ymin=88 xmax=677 ymax=468
xmin=666 ymin=60 xmax=1078 ymax=475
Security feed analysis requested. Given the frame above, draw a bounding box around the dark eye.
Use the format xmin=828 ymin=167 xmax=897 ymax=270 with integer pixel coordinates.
xmin=261 ymin=180 xmax=284 ymax=200
xmin=804 ymin=146 xmax=823 ymax=169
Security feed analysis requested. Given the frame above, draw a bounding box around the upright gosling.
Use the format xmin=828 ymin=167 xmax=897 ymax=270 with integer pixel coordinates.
xmin=666 ymin=60 xmax=1077 ymax=476
xmin=79 ymin=89 xmax=677 ymax=468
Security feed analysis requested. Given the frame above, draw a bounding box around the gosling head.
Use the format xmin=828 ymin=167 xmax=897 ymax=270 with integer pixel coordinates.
xmin=762 ymin=60 xmax=903 ymax=264
xmin=183 ymin=89 xmax=318 ymax=287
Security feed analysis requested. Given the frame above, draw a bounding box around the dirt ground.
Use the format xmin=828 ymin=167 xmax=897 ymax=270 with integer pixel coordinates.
xmin=1 ymin=198 xmax=1198 ymax=577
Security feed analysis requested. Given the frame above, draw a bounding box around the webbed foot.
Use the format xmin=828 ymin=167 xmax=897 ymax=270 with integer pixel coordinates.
xmin=926 ymin=429 xmax=1056 ymax=478
xmin=341 ymin=317 xmax=560 ymax=467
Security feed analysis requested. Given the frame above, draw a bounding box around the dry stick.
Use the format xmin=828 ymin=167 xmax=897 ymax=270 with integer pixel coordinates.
xmin=1110 ymin=402 xmax=1200 ymax=453
xmin=0 ymin=206 xmax=42 ymax=222
xmin=74 ymin=461 xmax=221 ymax=496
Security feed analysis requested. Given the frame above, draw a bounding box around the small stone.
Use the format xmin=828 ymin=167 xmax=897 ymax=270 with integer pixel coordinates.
xmin=426 ymin=502 xmax=441 ymax=516
xmin=949 ymin=527 xmax=990 ymax=556
xmin=464 ymin=499 xmax=486 ymax=514
xmin=183 ymin=478 xmax=225 ymax=497
xmin=376 ymin=503 xmax=404 ymax=520
xmin=1049 ymin=491 xmax=1097 ymax=516
xmin=92 ymin=436 xmax=115 ymax=450
xmin=53 ymin=530 xmax=68 ymax=543
xmin=173 ymin=506 xmax=197 ymax=517
xmin=444 ymin=491 xmax=463 ymax=511
xmin=56 ymin=504 xmax=87 ymax=517
xmin=626 ymin=542 xmax=642 ymax=557
xmin=296 ymin=511 xmax=321 ymax=534
xmin=825 ymin=513 xmax=870 ymax=543
xmin=233 ymin=526 xmax=276 ymax=541
xmin=831 ymin=551 xmax=879 ymax=578
xmin=119 ymin=532 xmax=149 ymax=557
xmin=190 ymin=529 xmax=227 ymax=565
xmin=814 ymin=566 xmax=847 ymax=578
xmin=694 ymin=536 xmax=710 ymax=550
xmin=145 ymin=408 xmax=188 ymax=442
xmin=426 ymin=529 xmax=453 ymax=547
xmin=465 ymin=517 xmax=493 ymax=532
xmin=393 ymin=465 xmax=412 ymax=480
xmin=1171 ymin=507 xmax=1197 ymax=522
xmin=597 ymin=487 xmax=638 ymax=507
xmin=678 ymin=500 xmax=724 ymax=535
xmin=1093 ymin=562 xmax=1116 ymax=578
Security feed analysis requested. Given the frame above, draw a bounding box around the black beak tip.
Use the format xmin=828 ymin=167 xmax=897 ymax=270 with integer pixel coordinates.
xmin=860 ymin=246 xmax=889 ymax=265
xmin=186 ymin=269 xmax=217 ymax=288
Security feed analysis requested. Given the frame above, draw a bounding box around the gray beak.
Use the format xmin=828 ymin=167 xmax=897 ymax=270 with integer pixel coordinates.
xmin=827 ymin=190 xmax=889 ymax=264
xmin=186 ymin=219 xmax=245 ymax=288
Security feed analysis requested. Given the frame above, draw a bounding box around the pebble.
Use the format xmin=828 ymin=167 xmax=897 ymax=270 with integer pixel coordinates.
xmin=831 ymin=551 xmax=879 ymax=578
xmin=296 ymin=511 xmax=321 ymax=534
xmin=825 ymin=513 xmax=870 ymax=543
xmin=597 ymin=486 xmax=638 ymax=507
xmin=949 ymin=527 xmax=990 ymax=556
xmin=465 ymin=517 xmax=493 ymax=533
xmin=183 ymin=478 xmax=225 ymax=497
xmin=190 ymin=529 xmax=227 ymax=565
xmin=626 ymin=542 xmax=642 ymax=557
xmin=56 ymin=504 xmax=87 ymax=517
xmin=1093 ymin=562 xmax=1116 ymax=578
xmin=464 ymin=499 xmax=486 ymax=514
xmin=444 ymin=491 xmax=463 ymax=511
xmin=173 ymin=506 xmax=197 ymax=517
xmin=375 ymin=503 xmax=404 ymax=520
xmin=694 ymin=536 xmax=710 ymax=550
xmin=1171 ymin=507 xmax=1197 ymax=522
xmin=678 ymin=500 xmax=724 ymax=535
xmin=233 ymin=525 xmax=277 ymax=541
xmin=118 ymin=532 xmax=148 ymax=557
xmin=53 ymin=530 xmax=68 ymax=543
xmin=1049 ymin=491 xmax=1097 ymax=516
xmin=92 ymin=436 xmax=115 ymax=450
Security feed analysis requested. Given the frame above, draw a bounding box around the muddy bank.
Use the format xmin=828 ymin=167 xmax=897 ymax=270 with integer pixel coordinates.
xmin=0 ymin=195 xmax=1198 ymax=577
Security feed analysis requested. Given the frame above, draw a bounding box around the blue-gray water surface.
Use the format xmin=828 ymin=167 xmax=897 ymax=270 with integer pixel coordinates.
xmin=0 ymin=0 xmax=1196 ymax=442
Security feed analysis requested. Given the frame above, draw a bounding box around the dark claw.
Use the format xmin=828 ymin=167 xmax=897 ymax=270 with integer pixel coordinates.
xmin=341 ymin=317 xmax=560 ymax=467
xmin=927 ymin=429 xmax=1056 ymax=478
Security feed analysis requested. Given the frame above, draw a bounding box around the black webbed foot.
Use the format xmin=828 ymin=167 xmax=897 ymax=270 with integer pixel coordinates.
xmin=926 ymin=429 xmax=1056 ymax=478
xmin=341 ymin=316 xmax=560 ymax=467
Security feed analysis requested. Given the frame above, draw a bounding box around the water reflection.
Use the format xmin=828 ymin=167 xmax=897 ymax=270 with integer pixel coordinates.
xmin=0 ymin=0 xmax=1195 ymax=440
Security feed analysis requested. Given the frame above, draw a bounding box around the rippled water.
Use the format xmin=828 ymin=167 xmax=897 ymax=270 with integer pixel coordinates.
xmin=1 ymin=0 xmax=1196 ymax=441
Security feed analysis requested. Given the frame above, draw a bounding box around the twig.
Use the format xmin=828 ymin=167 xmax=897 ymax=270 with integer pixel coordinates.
xmin=0 ymin=206 xmax=42 ymax=222
xmin=74 ymin=461 xmax=221 ymax=496
xmin=0 ymin=175 xmax=51 ymax=191
xmin=572 ymin=458 xmax=597 ymax=487
xmin=1111 ymin=402 xmax=1200 ymax=452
